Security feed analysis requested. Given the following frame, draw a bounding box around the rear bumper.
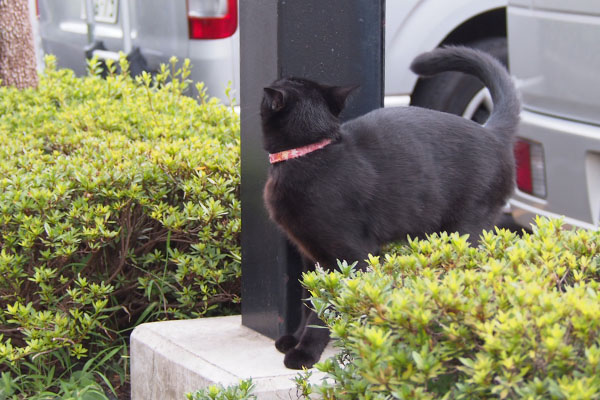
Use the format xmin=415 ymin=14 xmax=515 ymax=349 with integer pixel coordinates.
xmin=510 ymin=109 xmax=600 ymax=230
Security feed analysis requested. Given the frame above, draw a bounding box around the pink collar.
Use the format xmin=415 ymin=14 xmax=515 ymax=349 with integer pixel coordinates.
xmin=269 ymin=139 xmax=332 ymax=164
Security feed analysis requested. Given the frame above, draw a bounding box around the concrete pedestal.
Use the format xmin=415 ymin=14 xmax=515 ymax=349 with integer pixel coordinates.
xmin=130 ymin=315 xmax=334 ymax=399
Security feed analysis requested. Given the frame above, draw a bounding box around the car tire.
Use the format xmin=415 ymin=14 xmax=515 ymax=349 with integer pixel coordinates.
xmin=410 ymin=37 xmax=508 ymax=124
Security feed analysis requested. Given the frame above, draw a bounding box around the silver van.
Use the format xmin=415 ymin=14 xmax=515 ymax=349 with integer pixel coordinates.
xmin=41 ymin=1 xmax=550 ymax=229
xmin=37 ymin=0 xmax=508 ymax=113
xmin=37 ymin=0 xmax=240 ymax=101
xmin=507 ymin=0 xmax=600 ymax=230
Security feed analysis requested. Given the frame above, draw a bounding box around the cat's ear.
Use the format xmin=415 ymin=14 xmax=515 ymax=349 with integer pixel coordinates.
xmin=263 ymin=87 xmax=286 ymax=112
xmin=324 ymin=85 xmax=359 ymax=116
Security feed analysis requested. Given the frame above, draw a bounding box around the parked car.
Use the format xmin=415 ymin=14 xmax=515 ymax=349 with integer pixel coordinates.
xmin=386 ymin=0 xmax=507 ymax=123
xmin=507 ymin=0 xmax=600 ymax=230
xmin=37 ymin=0 xmax=240 ymax=101
xmin=40 ymin=0 xmax=536 ymax=228
xmin=37 ymin=0 xmax=508 ymax=112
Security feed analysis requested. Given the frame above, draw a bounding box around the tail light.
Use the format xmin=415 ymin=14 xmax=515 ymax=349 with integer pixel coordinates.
xmin=187 ymin=0 xmax=238 ymax=39
xmin=514 ymin=138 xmax=547 ymax=198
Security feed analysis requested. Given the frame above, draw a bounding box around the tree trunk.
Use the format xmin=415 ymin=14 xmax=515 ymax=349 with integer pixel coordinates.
xmin=0 ymin=0 xmax=38 ymax=89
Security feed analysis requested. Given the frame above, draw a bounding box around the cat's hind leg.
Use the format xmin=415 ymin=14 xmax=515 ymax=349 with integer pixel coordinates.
xmin=275 ymin=335 xmax=298 ymax=353
xmin=283 ymin=309 xmax=330 ymax=369
xmin=275 ymin=256 xmax=316 ymax=353
xmin=283 ymin=244 xmax=378 ymax=369
xmin=275 ymin=288 xmax=312 ymax=353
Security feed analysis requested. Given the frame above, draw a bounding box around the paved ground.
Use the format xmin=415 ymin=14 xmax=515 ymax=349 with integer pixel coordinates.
xmin=130 ymin=315 xmax=335 ymax=399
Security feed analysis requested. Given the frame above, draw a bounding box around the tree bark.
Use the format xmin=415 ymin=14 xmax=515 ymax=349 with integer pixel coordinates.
xmin=0 ymin=0 xmax=38 ymax=89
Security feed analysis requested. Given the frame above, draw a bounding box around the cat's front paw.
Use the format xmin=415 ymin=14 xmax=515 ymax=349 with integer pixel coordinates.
xmin=283 ymin=348 xmax=318 ymax=370
xmin=275 ymin=334 xmax=298 ymax=353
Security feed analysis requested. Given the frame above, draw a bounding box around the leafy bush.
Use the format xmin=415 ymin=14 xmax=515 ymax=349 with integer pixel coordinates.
xmin=186 ymin=379 xmax=256 ymax=400
xmin=302 ymin=218 xmax=600 ymax=399
xmin=0 ymin=55 xmax=240 ymax=398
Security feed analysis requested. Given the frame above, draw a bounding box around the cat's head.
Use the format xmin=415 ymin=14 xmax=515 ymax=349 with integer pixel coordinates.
xmin=261 ymin=77 xmax=357 ymax=153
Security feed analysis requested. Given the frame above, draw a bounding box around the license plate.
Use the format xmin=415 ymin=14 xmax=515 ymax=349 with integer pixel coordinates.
xmin=94 ymin=0 xmax=118 ymax=24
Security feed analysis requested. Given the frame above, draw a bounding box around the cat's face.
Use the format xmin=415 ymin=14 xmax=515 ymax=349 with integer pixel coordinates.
xmin=260 ymin=78 xmax=357 ymax=152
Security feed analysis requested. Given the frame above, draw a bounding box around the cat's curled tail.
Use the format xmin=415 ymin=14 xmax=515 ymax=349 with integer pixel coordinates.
xmin=410 ymin=46 xmax=520 ymax=142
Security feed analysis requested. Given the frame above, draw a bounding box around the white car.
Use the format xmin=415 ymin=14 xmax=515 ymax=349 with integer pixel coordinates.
xmin=38 ymin=0 xmax=508 ymax=116
xmin=37 ymin=0 xmax=240 ymax=101
xmin=507 ymin=0 xmax=600 ymax=230
xmin=40 ymin=1 xmax=538 ymax=229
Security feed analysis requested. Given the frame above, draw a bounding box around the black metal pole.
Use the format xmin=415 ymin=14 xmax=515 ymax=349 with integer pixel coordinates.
xmin=240 ymin=0 xmax=385 ymax=339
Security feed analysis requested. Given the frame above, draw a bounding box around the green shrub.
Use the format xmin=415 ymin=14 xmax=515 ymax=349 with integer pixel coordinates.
xmin=0 ymin=55 xmax=240 ymax=397
xmin=186 ymin=379 xmax=256 ymax=400
xmin=302 ymin=217 xmax=600 ymax=399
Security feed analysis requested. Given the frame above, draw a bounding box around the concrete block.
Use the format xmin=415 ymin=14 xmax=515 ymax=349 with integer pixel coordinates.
xmin=130 ymin=315 xmax=334 ymax=399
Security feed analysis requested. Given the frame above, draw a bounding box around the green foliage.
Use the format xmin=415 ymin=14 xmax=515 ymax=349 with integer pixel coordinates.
xmin=302 ymin=217 xmax=600 ymax=399
xmin=294 ymin=368 xmax=317 ymax=399
xmin=0 ymin=54 xmax=240 ymax=397
xmin=186 ymin=379 xmax=256 ymax=400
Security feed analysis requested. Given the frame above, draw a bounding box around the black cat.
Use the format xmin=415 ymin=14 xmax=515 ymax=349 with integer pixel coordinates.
xmin=261 ymin=46 xmax=520 ymax=369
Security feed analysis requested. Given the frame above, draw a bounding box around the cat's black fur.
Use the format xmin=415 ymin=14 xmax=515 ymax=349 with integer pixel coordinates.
xmin=261 ymin=46 xmax=520 ymax=369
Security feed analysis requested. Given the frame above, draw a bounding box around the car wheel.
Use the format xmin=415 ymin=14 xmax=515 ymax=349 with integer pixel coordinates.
xmin=410 ymin=37 xmax=507 ymax=125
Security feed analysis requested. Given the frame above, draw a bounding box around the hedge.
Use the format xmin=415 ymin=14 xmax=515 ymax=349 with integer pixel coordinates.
xmin=304 ymin=217 xmax=600 ymax=399
xmin=0 ymin=56 xmax=240 ymax=398
xmin=195 ymin=218 xmax=600 ymax=399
